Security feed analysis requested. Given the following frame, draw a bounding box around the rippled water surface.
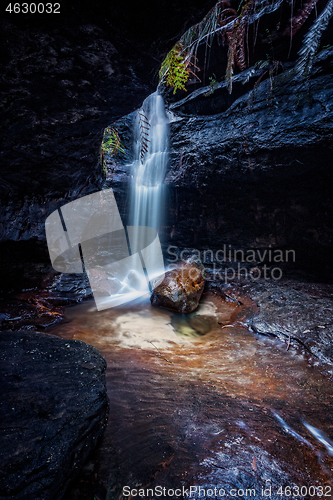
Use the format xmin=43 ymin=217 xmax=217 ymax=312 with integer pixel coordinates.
xmin=52 ymin=292 xmax=333 ymax=499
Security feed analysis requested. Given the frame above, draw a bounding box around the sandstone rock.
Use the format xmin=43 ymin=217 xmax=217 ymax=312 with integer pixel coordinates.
xmin=150 ymin=258 xmax=205 ymax=313
xmin=105 ymin=46 xmax=333 ymax=278
xmin=0 ymin=331 xmax=109 ymax=500
xmin=245 ymin=280 xmax=333 ymax=377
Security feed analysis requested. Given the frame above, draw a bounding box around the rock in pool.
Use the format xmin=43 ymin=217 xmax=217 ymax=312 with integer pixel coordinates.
xmin=150 ymin=257 xmax=205 ymax=313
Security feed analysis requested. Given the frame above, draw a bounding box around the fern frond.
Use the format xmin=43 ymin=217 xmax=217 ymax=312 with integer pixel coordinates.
xmin=102 ymin=128 xmax=126 ymax=157
xmin=284 ymin=0 xmax=319 ymax=37
xmin=224 ymin=0 xmax=254 ymax=93
xmin=138 ymin=111 xmax=150 ymax=162
xmin=159 ymin=44 xmax=190 ymax=93
xmin=295 ymin=0 xmax=333 ymax=78
xmin=159 ymin=43 xmax=201 ymax=93
xmin=235 ymin=20 xmax=247 ymax=70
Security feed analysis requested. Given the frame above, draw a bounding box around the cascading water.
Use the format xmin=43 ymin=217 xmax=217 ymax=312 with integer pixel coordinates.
xmin=69 ymin=92 xmax=169 ymax=311
xmin=130 ymin=91 xmax=169 ymax=233
xmin=90 ymin=91 xmax=168 ymax=309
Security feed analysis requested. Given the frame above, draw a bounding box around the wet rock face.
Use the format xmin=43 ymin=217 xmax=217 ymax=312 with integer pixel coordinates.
xmin=0 ymin=240 xmax=93 ymax=332
xmin=164 ymin=48 xmax=333 ymax=267
xmin=248 ymin=281 xmax=333 ymax=375
xmin=108 ymin=44 xmax=333 ymax=277
xmin=151 ymin=258 xmax=205 ymax=313
xmin=0 ymin=0 xmax=215 ymax=243
xmin=0 ymin=331 xmax=109 ymax=500
xmin=0 ymin=17 xmax=152 ymax=243
xmin=218 ymin=278 xmax=333 ymax=377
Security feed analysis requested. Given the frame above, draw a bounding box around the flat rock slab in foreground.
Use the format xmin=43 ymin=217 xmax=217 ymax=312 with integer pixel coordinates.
xmin=222 ymin=280 xmax=333 ymax=378
xmin=0 ymin=331 xmax=109 ymax=500
xmin=151 ymin=259 xmax=205 ymax=313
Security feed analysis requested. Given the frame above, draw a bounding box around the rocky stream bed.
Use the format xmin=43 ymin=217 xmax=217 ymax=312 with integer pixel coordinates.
xmin=1 ymin=0 xmax=333 ymax=498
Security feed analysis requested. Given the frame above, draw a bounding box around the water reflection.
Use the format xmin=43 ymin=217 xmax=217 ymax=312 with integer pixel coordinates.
xmin=53 ymin=292 xmax=333 ymax=499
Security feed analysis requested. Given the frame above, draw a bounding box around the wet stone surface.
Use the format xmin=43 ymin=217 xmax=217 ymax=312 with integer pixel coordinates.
xmin=51 ymin=289 xmax=333 ymax=500
xmin=151 ymin=258 xmax=205 ymax=313
xmin=0 ymin=263 xmax=92 ymax=332
xmin=219 ymin=278 xmax=333 ymax=378
xmin=0 ymin=330 xmax=109 ymax=500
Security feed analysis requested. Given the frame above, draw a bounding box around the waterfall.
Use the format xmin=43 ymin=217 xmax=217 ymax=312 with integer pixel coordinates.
xmin=46 ymin=92 xmax=169 ymax=311
xmin=78 ymin=92 xmax=169 ymax=310
xmin=130 ymin=91 xmax=169 ymax=232
xmin=88 ymin=90 xmax=169 ymax=309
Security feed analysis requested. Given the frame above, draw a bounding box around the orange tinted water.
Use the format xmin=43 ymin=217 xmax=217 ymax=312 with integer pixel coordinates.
xmin=52 ymin=292 xmax=333 ymax=499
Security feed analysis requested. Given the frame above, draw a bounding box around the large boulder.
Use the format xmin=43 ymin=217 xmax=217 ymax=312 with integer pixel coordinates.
xmin=0 ymin=331 xmax=109 ymax=500
xmin=150 ymin=258 xmax=205 ymax=313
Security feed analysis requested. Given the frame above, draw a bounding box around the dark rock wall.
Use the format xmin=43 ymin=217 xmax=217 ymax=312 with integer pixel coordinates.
xmin=0 ymin=0 xmax=215 ymax=301
xmin=0 ymin=330 xmax=108 ymax=500
xmin=164 ymin=50 xmax=333 ymax=272
xmin=106 ymin=36 xmax=333 ymax=277
xmin=0 ymin=0 xmax=215 ymax=241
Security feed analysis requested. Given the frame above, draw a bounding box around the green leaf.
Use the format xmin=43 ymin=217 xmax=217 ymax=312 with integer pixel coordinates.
xmin=102 ymin=128 xmax=126 ymax=157
xmin=159 ymin=43 xmax=191 ymax=94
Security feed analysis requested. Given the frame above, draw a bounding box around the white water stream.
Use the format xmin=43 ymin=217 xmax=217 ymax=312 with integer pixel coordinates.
xmin=130 ymin=91 xmax=169 ymax=231
xmin=90 ymin=92 xmax=169 ymax=310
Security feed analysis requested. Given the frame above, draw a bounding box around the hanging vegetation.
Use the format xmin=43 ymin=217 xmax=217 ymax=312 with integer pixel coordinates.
xmin=159 ymin=43 xmax=201 ymax=94
xmin=158 ymin=0 xmax=333 ymax=95
xmin=101 ymin=127 xmax=126 ymax=174
xmin=158 ymin=0 xmax=283 ymax=94
xmin=102 ymin=127 xmax=126 ymax=156
xmin=223 ymin=0 xmax=254 ymax=93
xmin=295 ymin=0 xmax=333 ymax=77
xmin=284 ymin=0 xmax=319 ymax=37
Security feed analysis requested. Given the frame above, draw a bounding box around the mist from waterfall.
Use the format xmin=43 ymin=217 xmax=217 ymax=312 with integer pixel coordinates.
xmin=130 ymin=91 xmax=169 ymax=233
